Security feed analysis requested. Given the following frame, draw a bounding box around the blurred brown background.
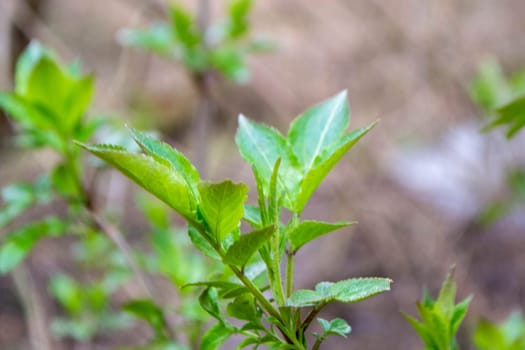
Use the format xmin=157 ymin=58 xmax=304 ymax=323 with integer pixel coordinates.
xmin=1 ymin=0 xmax=525 ymax=349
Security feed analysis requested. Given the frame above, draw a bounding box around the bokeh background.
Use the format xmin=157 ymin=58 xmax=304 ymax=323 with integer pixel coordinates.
xmin=1 ymin=0 xmax=525 ymax=349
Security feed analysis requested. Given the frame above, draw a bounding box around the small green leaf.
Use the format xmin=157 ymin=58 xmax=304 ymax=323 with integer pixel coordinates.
xmin=49 ymin=274 xmax=82 ymax=314
xmin=123 ymin=299 xmax=168 ymax=340
xmin=200 ymin=322 xmax=235 ymax=350
xmin=169 ymin=5 xmax=200 ymax=49
xmin=118 ymin=24 xmax=174 ymax=57
xmin=15 ymin=41 xmax=53 ymax=95
xmin=226 ymin=294 xmax=260 ymax=323
xmin=223 ymin=225 xmax=274 ymax=267
xmin=199 ymin=287 xmax=222 ymax=321
xmin=317 ymin=318 xmax=351 ymax=338
xmin=198 ymin=180 xmax=248 ymax=242
xmin=468 ymin=59 xmax=510 ymax=113
xmin=289 ymin=220 xmax=355 ymax=252
xmin=51 ymin=163 xmax=81 ymax=199
xmin=187 ymin=225 xmax=221 ymax=260
xmin=243 ymin=204 xmax=262 ymax=228
xmin=210 ymin=46 xmax=249 ymax=83
xmin=0 ymin=217 xmax=66 ymax=274
xmin=226 ymin=0 xmax=253 ymax=39
xmin=78 ymin=143 xmax=195 ymax=222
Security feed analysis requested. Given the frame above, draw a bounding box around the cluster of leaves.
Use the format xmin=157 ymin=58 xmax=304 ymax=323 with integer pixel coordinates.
xmin=469 ymin=58 xmax=525 ymax=138
xmin=468 ymin=60 xmax=525 ymax=226
xmin=49 ymin=232 xmax=131 ymax=340
xmin=119 ymin=0 xmax=272 ymax=83
xmin=473 ymin=311 xmax=525 ymax=350
xmin=126 ymin=194 xmax=216 ymax=349
xmin=0 ymin=42 xmax=132 ymax=342
xmin=404 ymin=270 xmax=472 ymax=350
xmin=80 ymin=91 xmax=391 ymax=349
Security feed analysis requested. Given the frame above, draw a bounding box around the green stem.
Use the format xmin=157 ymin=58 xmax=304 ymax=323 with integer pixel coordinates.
xmin=193 ymin=224 xmax=305 ymax=349
xmin=286 ymin=251 xmax=294 ymax=298
xmin=312 ymin=338 xmax=323 ymax=350
xmin=271 ymin=226 xmax=285 ymax=306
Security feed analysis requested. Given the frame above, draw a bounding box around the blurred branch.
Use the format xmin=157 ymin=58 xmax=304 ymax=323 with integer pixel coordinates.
xmin=12 ymin=265 xmax=55 ymax=350
xmin=192 ymin=0 xmax=214 ymax=177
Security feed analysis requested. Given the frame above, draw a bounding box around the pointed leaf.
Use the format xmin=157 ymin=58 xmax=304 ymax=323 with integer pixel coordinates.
xmin=198 ymin=180 xmax=248 ymax=242
xmin=289 ymin=220 xmax=355 ymax=252
xmin=317 ymin=318 xmax=351 ymax=338
xmin=288 ymin=90 xmax=349 ymax=170
xmin=226 ymin=294 xmax=260 ymax=323
xmin=286 ymin=289 xmax=323 ymax=307
xmin=129 ymin=128 xmax=200 ymax=197
xmin=123 ymin=299 xmax=168 ymax=340
xmin=187 ymin=225 xmax=220 ymax=260
xmin=236 ymin=115 xmax=300 ymax=209
xmin=294 ymin=123 xmax=375 ymax=212
xmin=223 ymin=225 xmax=274 ymax=267
xmin=199 ymin=287 xmax=222 ymax=321
xmin=79 ymin=143 xmax=195 ymax=221
xmin=200 ymin=322 xmax=235 ymax=350
xmin=331 ymin=277 xmax=392 ymax=303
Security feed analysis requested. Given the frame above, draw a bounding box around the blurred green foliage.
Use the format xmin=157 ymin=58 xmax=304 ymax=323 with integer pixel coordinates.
xmin=118 ymin=0 xmax=273 ymax=83
xmin=404 ymin=270 xmax=472 ymax=350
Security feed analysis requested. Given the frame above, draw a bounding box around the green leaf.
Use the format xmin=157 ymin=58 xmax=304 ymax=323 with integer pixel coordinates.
xmin=226 ymin=0 xmax=253 ymax=39
xmin=287 ymin=277 xmax=392 ymax=307
xmin=15 ymin=41 xmax=53 ymax=95
xmin=243 ymin=204 xmax=262 ymax=228
xmin=236 ymin=115 xmax=300 ymax=209
xmin=200 ymin=322 xmax=235 ymax=350
xmin=294 ymin=123 xmax=375 ymax=212
xmin=493 ymin=94 xmax=525 ymax=138
xmin=198 ymin=180 xmax=248 ymax=242
xmin=123 ymin=299 xmax=168 ymax=340
xmin=226 ymin=294 xmax=260 ymax=323
xmin=317 ymin=318 xmax=351 ymax=338
xmin=199 ymin=287 xmax=222 ymax=321
xmin=404 ymin=270 xmax=472 ymax=350
xmin=78 ymin=143 xmax=195 ymax=222
xmin=0 ymin=93 xmax=58 ymax=132
xmin=289 ymin=220 xmax=355 ymax=252
xmin=118 ymin=24 xmax=174 ymax=57
xmin=223 ymin=225 xmax=275 ymax=267
xmin=468 ymin=59 xmax=510 ymax=113
xmin=0 ymin=217 xmax=66 ymax=274
xmin=210 ymin=46 xmax=249 ymax=83
xmin=49 ymin=274 xmax=82 ymax=314
xmin=0 ymin=179 xmax=52 ymax=228
xmin=129 ymin=128 xmax=200 ymax=197
xmin=188 ymin=225 xmax=221 ymax=260
xmin=288 ymin=90 xmax=349 ymax=170
xmin=330 ymin=277 xmax=392 ymax=303
xmin=169 ymin=5 xmax=200 ymax=49
xmin=51 ymin=163 xmax=81 ymax=199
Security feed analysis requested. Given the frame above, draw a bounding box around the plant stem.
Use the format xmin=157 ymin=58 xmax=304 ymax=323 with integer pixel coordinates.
xmin=286 ymin=251 xmax=294 ymax=297
xmin=301 ymin=304 xmax=324 ymax=335
xmin=271 ymin=227 xmax=285 ymax=306
xmin=312 ymin=338 xmax=323 ymax=350
xmin=89 ymin=210 xmax=153 ymax=298
xmin=192 ymin=224 xmax=305 ymax=349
